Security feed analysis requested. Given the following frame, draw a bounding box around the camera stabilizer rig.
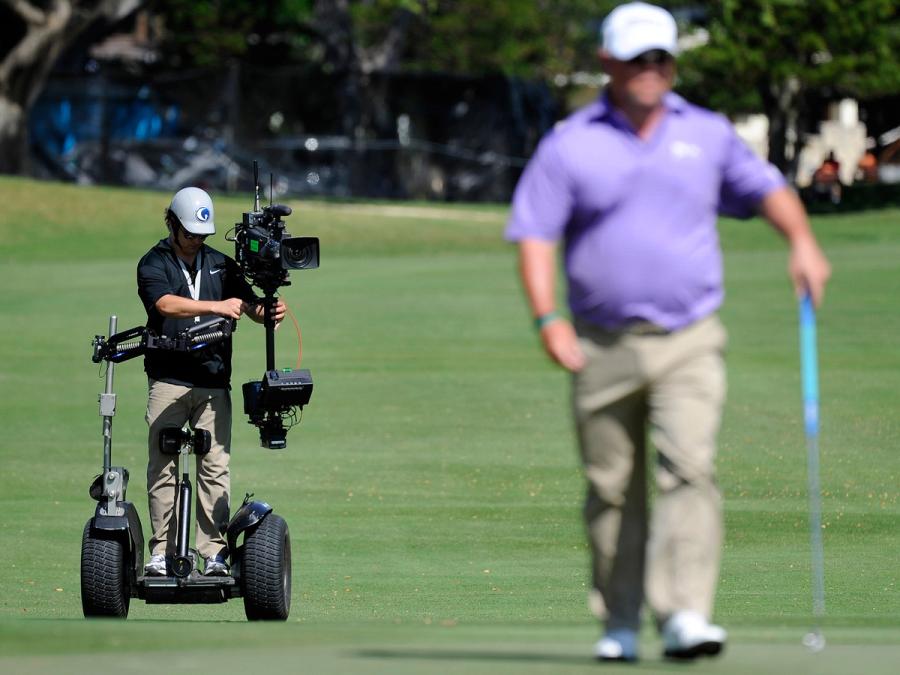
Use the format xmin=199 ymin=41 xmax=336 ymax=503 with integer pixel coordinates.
xmin=91 ymin=316 xmax=237 ymax=364
xmin=228 ymin=160 xmax=320 ymax=449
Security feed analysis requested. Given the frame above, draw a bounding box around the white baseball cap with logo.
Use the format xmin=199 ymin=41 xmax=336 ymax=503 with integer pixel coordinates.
xmin=168 ymin=186 xmax=216 ymax=235
xmin=601 ymin=2 xmax=678 ymax=61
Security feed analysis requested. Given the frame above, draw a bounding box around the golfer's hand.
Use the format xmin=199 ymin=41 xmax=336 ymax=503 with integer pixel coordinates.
xmin=540 ymin=319 xmax=586 ymax=372
xmin=789 ymin=237 xmax=831 ymax=307
xmin=214 ymin=298 xmax=244 ymax=320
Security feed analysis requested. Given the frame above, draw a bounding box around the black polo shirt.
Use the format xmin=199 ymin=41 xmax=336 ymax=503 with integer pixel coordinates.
xmin=137 ymin=238 xmax=257 ymax=388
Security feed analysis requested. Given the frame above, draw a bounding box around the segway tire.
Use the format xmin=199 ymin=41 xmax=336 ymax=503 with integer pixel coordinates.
xmin=242 ymin=514 xmax=291 ymax=621
xmin=80 ymin=520 xmax=130 ymax=618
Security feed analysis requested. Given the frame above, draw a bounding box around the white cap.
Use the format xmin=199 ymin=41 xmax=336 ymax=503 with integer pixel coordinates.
xmin=168 ymin=187 xmax=215 ymax=235
xmin=601 ymin=2 xmax=678 ymax=61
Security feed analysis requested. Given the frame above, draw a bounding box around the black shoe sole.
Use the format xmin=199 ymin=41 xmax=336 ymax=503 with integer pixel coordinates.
xmin=663 ymin=640 xmax=724 ymax=660
xmin=596 ymin=656 xmax=638 ymax=664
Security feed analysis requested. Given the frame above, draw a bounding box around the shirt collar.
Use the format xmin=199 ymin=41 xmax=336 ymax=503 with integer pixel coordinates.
xmin=156 ymin=237 xmax=207 ymax=268
xmin=156 ymin=237 xmax=173 ymax=252
xmin=590 ymin=90 xmax=687 ymax=122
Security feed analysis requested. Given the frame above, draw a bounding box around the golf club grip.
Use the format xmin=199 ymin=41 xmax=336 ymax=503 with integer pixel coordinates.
xmin=799 ymin=293 xmax=819 ymax=437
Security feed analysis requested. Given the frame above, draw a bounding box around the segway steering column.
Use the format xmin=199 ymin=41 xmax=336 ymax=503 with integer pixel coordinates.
xmin=158 ymin=427 xmax=211 ymax=578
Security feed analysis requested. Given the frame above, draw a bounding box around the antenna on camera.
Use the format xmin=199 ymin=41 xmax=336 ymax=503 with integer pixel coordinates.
xmin=253 ymin=160 xmax=260 ymax=212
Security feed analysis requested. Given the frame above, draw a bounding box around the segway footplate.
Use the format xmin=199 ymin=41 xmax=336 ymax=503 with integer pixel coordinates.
xmin=138 ymin=572 xmax=239 ymax=604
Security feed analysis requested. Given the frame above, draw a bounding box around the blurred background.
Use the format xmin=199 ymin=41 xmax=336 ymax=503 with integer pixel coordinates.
xmin=1 ymin=0 xmax=899 ymax=206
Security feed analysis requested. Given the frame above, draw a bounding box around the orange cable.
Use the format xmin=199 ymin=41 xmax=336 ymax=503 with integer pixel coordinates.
xmin=284 ymin=300 xmax=302 ymax=369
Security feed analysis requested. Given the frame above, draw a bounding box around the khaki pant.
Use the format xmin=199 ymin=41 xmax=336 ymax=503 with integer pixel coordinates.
xmin=573 ymin=315 xmax=727 ymax=630
xmin=145 ymin=379 xmax=231 ymax=560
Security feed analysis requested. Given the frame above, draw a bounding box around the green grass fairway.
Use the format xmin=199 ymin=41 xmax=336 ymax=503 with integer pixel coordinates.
xmin=0 ymin=176 xmax=898 ymax=673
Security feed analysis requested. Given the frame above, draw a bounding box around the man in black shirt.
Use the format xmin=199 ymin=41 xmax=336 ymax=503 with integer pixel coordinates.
xmin=137 ymin=187 xmax=285 ymax=576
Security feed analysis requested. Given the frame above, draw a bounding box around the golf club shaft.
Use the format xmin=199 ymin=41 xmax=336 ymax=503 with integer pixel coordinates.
xmin=800 ymin=293 xmax=826 ymax=621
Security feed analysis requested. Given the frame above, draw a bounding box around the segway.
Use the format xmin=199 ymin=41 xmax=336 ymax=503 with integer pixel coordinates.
xmin=80 ymin=315 xmax=301 ymax=620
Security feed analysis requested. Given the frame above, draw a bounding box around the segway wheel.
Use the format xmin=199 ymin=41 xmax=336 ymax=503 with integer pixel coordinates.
xmin=242 ymin=514 xmax=291 ymax=621
xmin=80 ymin=520 xmax=130 ymax=618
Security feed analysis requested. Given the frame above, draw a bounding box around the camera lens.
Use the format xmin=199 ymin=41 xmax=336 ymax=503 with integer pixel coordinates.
xmin=280 ymin=237 xmax=320 ymax=270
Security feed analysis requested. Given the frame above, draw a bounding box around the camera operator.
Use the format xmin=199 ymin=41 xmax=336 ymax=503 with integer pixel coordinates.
xmin=137 ymin=187 xmax=286 ymax=576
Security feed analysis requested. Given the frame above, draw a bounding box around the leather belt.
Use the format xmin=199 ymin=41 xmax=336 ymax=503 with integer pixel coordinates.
xmin=623 ymin=321 xmax=671 ymax=336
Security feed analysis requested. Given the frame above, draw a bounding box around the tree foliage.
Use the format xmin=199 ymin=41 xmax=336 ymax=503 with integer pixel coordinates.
xmin=154 ymin=0 xmax=601 ymax=77
xmin=7 ymin=1 xmax=900 ymax=176
xmin=676 ymin=0 xmax=900 ymax=171
xmin=399 ymin=0 xmax=598 ymax=78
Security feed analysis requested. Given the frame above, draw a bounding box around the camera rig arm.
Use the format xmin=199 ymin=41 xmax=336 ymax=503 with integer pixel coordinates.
xmin=91 ymin=317 xmax=236 ymax=364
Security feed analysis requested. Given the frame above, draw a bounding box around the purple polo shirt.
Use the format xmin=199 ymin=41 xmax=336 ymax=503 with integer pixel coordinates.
xmin=506 ymin=92 xmax=785 ymax=331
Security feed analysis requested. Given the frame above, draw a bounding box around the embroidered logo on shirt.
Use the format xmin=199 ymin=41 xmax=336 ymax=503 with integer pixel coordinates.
xmin=670 ymin=141 xmax=702 ymax=159
xmin=210 ymin=268 xmax=223 ymax=275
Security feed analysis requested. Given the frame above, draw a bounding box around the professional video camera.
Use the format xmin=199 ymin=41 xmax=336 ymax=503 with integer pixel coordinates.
xmin=232 ymin=200 xmax=319 ymax=294
xmin=228 ymin=162 xmax=320 ymax=449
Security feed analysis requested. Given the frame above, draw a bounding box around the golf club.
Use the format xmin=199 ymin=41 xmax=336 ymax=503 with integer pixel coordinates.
xmin=799 ymin=292 xmax=826 ymax=652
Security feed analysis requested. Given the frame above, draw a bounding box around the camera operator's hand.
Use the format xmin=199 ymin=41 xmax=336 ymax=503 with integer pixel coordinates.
xmin=214 ymin=298 xmax=245 ymax=320
xmin=245 ymin=298 xmax=286 ymax=328
xmin=271 ymin=299 xmax=286 ymax=328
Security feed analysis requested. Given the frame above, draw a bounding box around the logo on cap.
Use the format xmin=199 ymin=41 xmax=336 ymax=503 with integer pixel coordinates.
xmin=196 ymin=207 xmax=211 ymax=222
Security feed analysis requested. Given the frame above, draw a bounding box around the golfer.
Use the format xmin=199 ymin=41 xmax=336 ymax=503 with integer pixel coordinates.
xmin=137 ymin=187 xmax=285 ymax=577
xmin=506 ymin=2 xmax=830 ymax=661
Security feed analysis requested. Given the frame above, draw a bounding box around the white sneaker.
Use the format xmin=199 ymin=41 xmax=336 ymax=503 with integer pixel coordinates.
xmin=143 ymin=553 xmax=167 ymax=576
xmin=594 ymin=628 xmax=638 ymax=662
xmin=662 ymin=610 xmax=726 ymax=659
xmin=204 ymin=555 xmax=229 ymax=576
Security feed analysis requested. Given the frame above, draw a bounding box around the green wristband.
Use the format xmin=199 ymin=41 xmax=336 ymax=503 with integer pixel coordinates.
xmin=534 ymin=310 xmax=561 ymax=330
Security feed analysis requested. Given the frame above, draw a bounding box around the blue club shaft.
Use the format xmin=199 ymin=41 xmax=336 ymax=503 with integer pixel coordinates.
xmin=799 ymin=294 xmax=825 ymax=621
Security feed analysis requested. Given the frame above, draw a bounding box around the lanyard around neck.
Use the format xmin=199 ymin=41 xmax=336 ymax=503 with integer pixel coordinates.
xmin=176 ymin=252 xmax=202 ymax=326
xmin=176 ymin=251 xmax=202 ymax=300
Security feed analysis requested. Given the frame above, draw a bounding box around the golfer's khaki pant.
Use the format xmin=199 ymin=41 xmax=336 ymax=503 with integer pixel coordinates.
xmin=573 ymin=314 xmax=726 ymax=630
xmin=146 ymin=380 xmax=231 ymax=560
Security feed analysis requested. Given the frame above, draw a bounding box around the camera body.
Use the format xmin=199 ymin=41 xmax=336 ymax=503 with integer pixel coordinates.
xmin=234 ymin=204 xmax=319 ymax=292
xmin=242 ymin=369 xmax=313 ymax=449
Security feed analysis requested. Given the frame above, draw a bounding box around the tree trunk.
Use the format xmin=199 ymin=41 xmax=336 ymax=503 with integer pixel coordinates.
xmin=0 ymin=98 xmax=29 ymax=173
xmin=0 ymin=0 xmax=73 ymax=173
xmin=762 ymin=77 xmax=803 ymax=182
xmin=312 ymin=0 xmax=417 ymax=196
xmin=0 ymin=0 xmax=142 ymax=175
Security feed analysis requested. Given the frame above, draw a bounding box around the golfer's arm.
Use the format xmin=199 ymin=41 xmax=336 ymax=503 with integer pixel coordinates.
xmin=759 ymin=186 xmax=831 ymax=305
xmin=759 ymin=186 xmax=816 ymax=245
xmin=518 ymin=238 xmax=559 ymax=319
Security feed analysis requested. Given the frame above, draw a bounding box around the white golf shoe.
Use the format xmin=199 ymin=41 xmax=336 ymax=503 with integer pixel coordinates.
xmin=661 ymin=610 xmax=726 ymax=659
xmin=594 ymin=628 xmax=638 ymax=662
xmin=143 ymin=553 xmax=167 ymax=576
